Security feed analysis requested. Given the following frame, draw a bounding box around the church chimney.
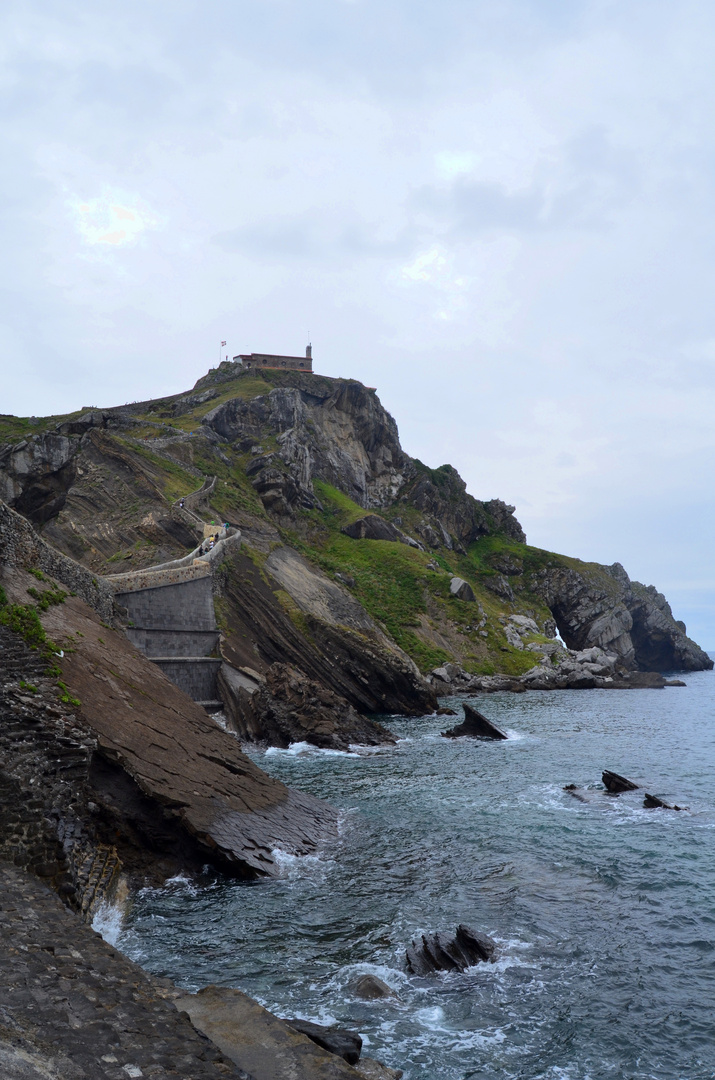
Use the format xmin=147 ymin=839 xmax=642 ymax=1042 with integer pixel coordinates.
xmin=306 ymin=343 xmax=312 ymax=360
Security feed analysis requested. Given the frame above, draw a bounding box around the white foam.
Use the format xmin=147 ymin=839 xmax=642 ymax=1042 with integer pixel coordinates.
xmin=92 ymin=899 xmax=125 ymax=946
xmin=270 ymin=847 xmax=334 ymax=879
xmin=265 ymin=742 xmax=359 ymax=758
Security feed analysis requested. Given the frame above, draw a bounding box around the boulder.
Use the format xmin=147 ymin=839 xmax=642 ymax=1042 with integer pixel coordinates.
xmin=406 ymin=924 xmax=497 ymax=975
xmin=353 ymin=975 xmax=395 ymax=1000
xmin=177 ymin=985 xmax=370 ymax=1079
xmin=442 ymin=704 xmax=508 ymax=741
xmin=602 ymin=770 xmax=639 ymax=793
xmin=342 ymin=515 xmax=416 ymax=546
xmin=283 ymin=1020 xmax=362 ymax=1065
xmin=449 ymin=577 xmax=476 ymax=602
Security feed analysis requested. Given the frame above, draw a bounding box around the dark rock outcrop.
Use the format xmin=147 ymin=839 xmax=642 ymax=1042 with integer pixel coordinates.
xmin=406 ymin=924 xmax=497 ymax=975
xmin=220 ymin=662 xmax=396 ymax=750
xmin=643 ymin=793 xmax=684 ymax=810
xmin=341 ymin=514 xmax=422 ymax=549
xmin=442 ymin=704 xmax=508 ymax=740
xmin=602 ymin=770 xmax=639 ymax=793
xmin=283 ymin=1021 xmax=362 ymax=1065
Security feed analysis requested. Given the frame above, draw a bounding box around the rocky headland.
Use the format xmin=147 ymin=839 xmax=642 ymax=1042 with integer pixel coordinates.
xmin=0 ymin=361 xmax=711 ymax=1076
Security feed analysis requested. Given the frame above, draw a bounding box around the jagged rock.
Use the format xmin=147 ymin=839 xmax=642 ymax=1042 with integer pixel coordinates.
xmin=643 ymin=793 xmax=685 ymax=810
xmin=442 ymin=704 xmax=508 ymax=740
xmin=353 ymin=975 xmax=395 ymax=1000
xmin=602 ymin=770 xmax=639 ymax=793
xmin=204 ymin=380 xmax=408 ymax=509
xmin=220 ymin=662 xmax=396 ymax=750
xmin=283 ymin=1020 xmax=362 ymax=1065
xmin=406 ymin=924 xmax=497 ymax=975
xmin=449 ymin=577 xmax=476 ymax=602
xmin=483 ymin=574 xmax=514 ymax=601
xmin=487 ymin=552 xmax=523 ymax=575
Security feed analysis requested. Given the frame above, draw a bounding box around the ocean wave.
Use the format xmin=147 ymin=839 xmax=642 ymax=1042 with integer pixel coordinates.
xmin=265 ymin=741 xmax=360 ymax=758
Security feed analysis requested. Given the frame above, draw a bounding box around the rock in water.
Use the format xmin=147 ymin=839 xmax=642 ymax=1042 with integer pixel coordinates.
xmin=643 ymin=793 xmax=684 ymax=810
xmin=283 ymin=1020 xmax=362 ymax=1065
xmin=442 ymin=704 xmax=508 ymax=741
xmin=406 ymin=924 xmax=497 ymax=975
xmin=353 ymin=975 xmax=395 ymax=1000
xmin=602 ymin=770 xmax=639 ymax=793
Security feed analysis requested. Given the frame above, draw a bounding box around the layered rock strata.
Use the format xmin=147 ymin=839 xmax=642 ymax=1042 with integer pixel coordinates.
xmin=218 ymin=547 xmax=437 ymax=717
xmin=219 ymin=662 xmax=396 ymax=750
xmin=1 ymin=563 xmax=336 ymax=883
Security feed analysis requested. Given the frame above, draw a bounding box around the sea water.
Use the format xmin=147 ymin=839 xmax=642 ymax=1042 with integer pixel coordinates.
xmin=114 ymin=671 xmax=715 ymax=1079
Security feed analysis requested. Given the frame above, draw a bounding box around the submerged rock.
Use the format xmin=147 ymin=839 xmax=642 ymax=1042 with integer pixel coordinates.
xmin=353 ymin=974 xmax=396 ymax=1000
xmin=283 ymin=1020 xmax=362 ymax=1065
xmin=406 ymin=924 xmax=497 ymax=975
xmin=602 ymin=770 xmax=640 ymax=793
xmin=643 ymin=793 xmax=685 ymax=810
xmin=442 ymin=704 xmax=508 ymax=741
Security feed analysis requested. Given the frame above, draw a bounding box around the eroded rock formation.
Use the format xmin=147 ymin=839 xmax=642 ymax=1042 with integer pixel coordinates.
xmin=220 ymin=662 xmax=396 ymax=750
xmin=530 ymin=561 xmax=711 ymax=672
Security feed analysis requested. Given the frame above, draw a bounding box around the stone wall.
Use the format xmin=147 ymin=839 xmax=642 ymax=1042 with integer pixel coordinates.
xmin=0 ymin=498 xmax=114 ymax=622
xmin=153 ymin=658 xmax=222 ymax=702
xmin=126 ymin=628 xmax=220 ymax=658
xmin=108 ymin=561 xmax=211 ymax=594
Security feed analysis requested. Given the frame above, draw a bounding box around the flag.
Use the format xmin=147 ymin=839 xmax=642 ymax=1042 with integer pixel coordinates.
xmin=221 ymin=340 xmax=226 ymax=346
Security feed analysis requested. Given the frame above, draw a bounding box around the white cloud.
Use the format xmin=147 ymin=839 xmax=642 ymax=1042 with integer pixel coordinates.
xmin=69 ymin=191 xmax=158 ymax=247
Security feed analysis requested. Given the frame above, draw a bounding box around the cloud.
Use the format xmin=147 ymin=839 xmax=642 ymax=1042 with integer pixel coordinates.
xmin=69 ymin=191 xmax=158 ymax=247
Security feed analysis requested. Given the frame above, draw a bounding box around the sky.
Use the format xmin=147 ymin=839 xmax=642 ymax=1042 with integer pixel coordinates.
xmin=2 ymin=0 xmax=715 ymax=646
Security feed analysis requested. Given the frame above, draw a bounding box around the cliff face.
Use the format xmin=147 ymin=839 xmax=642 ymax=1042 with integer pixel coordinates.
xmin=0 ymin=365 xmax=710 ymax=681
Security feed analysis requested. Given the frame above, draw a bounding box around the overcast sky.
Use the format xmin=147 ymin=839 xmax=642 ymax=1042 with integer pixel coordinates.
xmin=3 ymin=0 xmax=715 ymax=646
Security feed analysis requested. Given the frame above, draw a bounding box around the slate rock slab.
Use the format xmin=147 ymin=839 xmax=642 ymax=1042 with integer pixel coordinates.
xmin=442 ymin=704 xmax=508 ymax=741
xmin=406 ymin=924 xmax=497 ymax=975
